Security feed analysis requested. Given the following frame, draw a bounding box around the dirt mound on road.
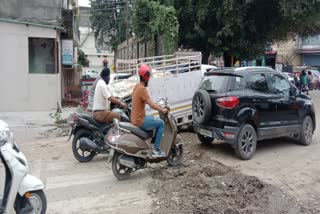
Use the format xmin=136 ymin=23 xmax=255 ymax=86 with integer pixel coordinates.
xmin=149 ymin=160 xmax=309 ymax=214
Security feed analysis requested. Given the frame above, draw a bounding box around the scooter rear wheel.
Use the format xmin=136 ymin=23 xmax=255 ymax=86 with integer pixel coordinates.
xmin=167 ymin=145 xmax=184 ymax=166
xmin=72 ymin=129 xmax=96 ymax=162
xmin=112 ymin=152 xmax=133 ymax=180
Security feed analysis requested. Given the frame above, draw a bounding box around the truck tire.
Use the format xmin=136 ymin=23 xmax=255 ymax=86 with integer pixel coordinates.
xmin=192 ymin=90 xmax=211 ymax=124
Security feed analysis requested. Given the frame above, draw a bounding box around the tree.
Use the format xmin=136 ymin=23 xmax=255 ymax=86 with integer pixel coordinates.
xmin=172 ymin=0 xmax=320 ymax=63
xmin=78 ymin=49 xmax=89 ymax=67
xmin=132 ymin=0 xmax=179 ymax=55
xmin=90 ymin=0 xmax=133 ymax=51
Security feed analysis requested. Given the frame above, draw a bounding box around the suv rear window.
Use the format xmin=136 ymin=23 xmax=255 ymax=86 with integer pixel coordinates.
xmin=199 ymin=74 xmax=243 ymax=93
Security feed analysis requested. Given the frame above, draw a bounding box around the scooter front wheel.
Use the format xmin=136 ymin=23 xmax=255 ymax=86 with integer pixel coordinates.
xmin=17 ymin=190 xmax=47 ymax=214
xmin=112 ymin=152 xmax=132 ymax=180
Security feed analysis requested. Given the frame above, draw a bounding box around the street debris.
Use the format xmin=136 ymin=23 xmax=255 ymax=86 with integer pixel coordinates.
xmin=149 ymin=159 xmax=310 ymax=214
xmin=40 ymin=111 xmax=74 ymax=138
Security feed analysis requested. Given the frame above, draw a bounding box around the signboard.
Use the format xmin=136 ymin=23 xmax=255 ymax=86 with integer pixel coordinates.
xmin=62 ymin=40 xmax=73 ymax=65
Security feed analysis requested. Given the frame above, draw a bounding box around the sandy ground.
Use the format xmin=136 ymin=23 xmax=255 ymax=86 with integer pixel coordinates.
xmin=0 ymin=137 xmax=152 ymax=214
xmin=0 ymin=91 xmax=320 ymax=213
xmin=0 ymin=107 xmax=76 ymax=142
xmin=179 ymin=90 xmax=320 ymax=213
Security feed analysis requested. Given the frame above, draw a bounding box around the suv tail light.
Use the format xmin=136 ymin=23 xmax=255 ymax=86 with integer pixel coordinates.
xmin=216 ymin=96 xmax=239 ymax=109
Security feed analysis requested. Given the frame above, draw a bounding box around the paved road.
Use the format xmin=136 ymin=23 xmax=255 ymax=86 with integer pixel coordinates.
xmin=0 ymin=137 xmax=152 ymax=214
xmin=184 ymin=90 xmax=320 ymax=211
xmin=1 ymin=91 xmax=320 ymax=213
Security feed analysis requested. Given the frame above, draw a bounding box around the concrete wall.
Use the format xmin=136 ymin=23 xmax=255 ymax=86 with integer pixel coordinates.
xmin=0 ymin=21 xmax=61 ymax=111
xmin=0 ymin=0 xmax=61 ymax=23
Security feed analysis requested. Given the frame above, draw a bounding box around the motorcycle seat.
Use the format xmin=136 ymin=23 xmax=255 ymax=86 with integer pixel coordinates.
xmin=79 ymin=114 xmax=105 ymax=128
xmin=118 ymin=122 xmax=154 ymax=140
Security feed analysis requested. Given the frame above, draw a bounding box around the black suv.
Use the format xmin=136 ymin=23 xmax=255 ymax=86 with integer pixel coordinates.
xmin=192 ymin=67 xmax=316 ymax=160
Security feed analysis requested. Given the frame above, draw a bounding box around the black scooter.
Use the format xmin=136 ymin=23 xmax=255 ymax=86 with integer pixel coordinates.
xmin=68 ymin=108 xmax=130 ymax=162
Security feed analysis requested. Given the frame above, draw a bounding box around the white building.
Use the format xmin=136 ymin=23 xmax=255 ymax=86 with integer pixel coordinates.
xmin=79 ymin=6 xmax=114 ymax=72
xmin=0 ymin=19 xmax=63 ymax=111
xmin=80 ymin=27 xmax=114 ymax=70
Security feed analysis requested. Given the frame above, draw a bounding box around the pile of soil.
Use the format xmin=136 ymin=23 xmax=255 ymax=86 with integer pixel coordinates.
xmin=148 ymin=160 xmax=309 ymax=214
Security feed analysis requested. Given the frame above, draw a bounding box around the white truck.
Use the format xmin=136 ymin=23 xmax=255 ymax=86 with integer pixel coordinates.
xmin=109 ymin=52 xmax=204 ymax=128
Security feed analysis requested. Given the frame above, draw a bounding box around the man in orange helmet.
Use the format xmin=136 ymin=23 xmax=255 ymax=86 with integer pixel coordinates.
xmin=131 ymin=64 xmax=168 ymax=157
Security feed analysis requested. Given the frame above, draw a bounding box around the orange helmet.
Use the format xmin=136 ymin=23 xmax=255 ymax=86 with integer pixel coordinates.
xmin=138 ymin=64 xmax=151 ymax=81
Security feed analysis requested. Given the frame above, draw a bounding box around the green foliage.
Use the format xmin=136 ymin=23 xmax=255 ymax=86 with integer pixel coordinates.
xmin=90 ymin=0 xmax=320 ymax=61
xmin=90 ymin=0 xmax=133 ymax=51
xmin=173 ymin=0 xmax=320 ymax=62
xmin=78 ymin=49 xmax=89 ymax=66
xmin=133 ymin=0 xmax=179 ymax=54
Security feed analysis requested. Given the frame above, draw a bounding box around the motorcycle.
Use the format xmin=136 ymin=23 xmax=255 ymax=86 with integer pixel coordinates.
xmin=308 ymin=79 xmax=314 ymax=91
xmin=301 ymin=84 xmax=309 ymax=95
xmin=106 ymin=99 xmax=184 ymax=180
xmin=68 ymin=107 xmax=130 ymax=163
xmin=0 ymin=120 xmax=47 ymax=214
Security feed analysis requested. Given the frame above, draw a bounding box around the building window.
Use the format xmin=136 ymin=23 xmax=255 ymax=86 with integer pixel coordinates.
xmin=29 ymin=38 xmax=56 ymax=74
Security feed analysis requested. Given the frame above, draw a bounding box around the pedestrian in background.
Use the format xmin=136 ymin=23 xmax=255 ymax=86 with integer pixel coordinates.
xmin=294 ymin=75 xmax=299 ymax=88
xmin=307 ymin=70 xmax=314 ymax=90
xmin=300 ymin=70 xmax=308 ymax=88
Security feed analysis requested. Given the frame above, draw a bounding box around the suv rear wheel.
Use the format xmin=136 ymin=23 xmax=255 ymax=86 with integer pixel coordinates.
xmin=299 ymin=116 xmax=314 ymax=146
xmin=234 ymin=124 xmax=257 ymax=160
xmin=197 ymin=133 xmax=214 ymax=145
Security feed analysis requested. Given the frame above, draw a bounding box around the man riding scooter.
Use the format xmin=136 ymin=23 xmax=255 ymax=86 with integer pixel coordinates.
xmin=131 ymin=64 xmax=168 ymax=157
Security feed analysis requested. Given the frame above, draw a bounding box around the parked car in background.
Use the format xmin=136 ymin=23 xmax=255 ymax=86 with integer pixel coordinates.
xmin=85 ymin=69 xmax=100 ymax=79
xmin=192 ymin=67 xmax=316 ymax=160
xmin=282 ymin=72 xmax=295 ymax=84
xmin=109 ymin=73 xmax=133 ymax=84
xmin=201 ymin=64 xmax=218 ymax=76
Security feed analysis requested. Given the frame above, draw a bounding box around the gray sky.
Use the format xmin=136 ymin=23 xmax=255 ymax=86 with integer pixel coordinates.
xmin=79 ymin=0 xmax=90 ymax=7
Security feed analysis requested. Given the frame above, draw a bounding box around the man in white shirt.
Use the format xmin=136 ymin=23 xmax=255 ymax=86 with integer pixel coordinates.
xmin=93 ymin=68 xmax=127 ymax=123
xmin=88 ymin=59 xmax=108 ymax=110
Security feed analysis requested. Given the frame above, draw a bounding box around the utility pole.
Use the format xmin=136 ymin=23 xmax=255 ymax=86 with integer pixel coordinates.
xmin=125 ymin=0 xmax=129 ymax=59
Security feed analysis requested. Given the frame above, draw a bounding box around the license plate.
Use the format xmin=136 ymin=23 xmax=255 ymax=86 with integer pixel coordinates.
xmin=199 ymin=128 xmax=212 ymax=138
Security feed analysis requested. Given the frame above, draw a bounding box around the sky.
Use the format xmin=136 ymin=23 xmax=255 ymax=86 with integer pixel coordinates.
xmin=79 ymin=0 xmax=90 ymax=7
